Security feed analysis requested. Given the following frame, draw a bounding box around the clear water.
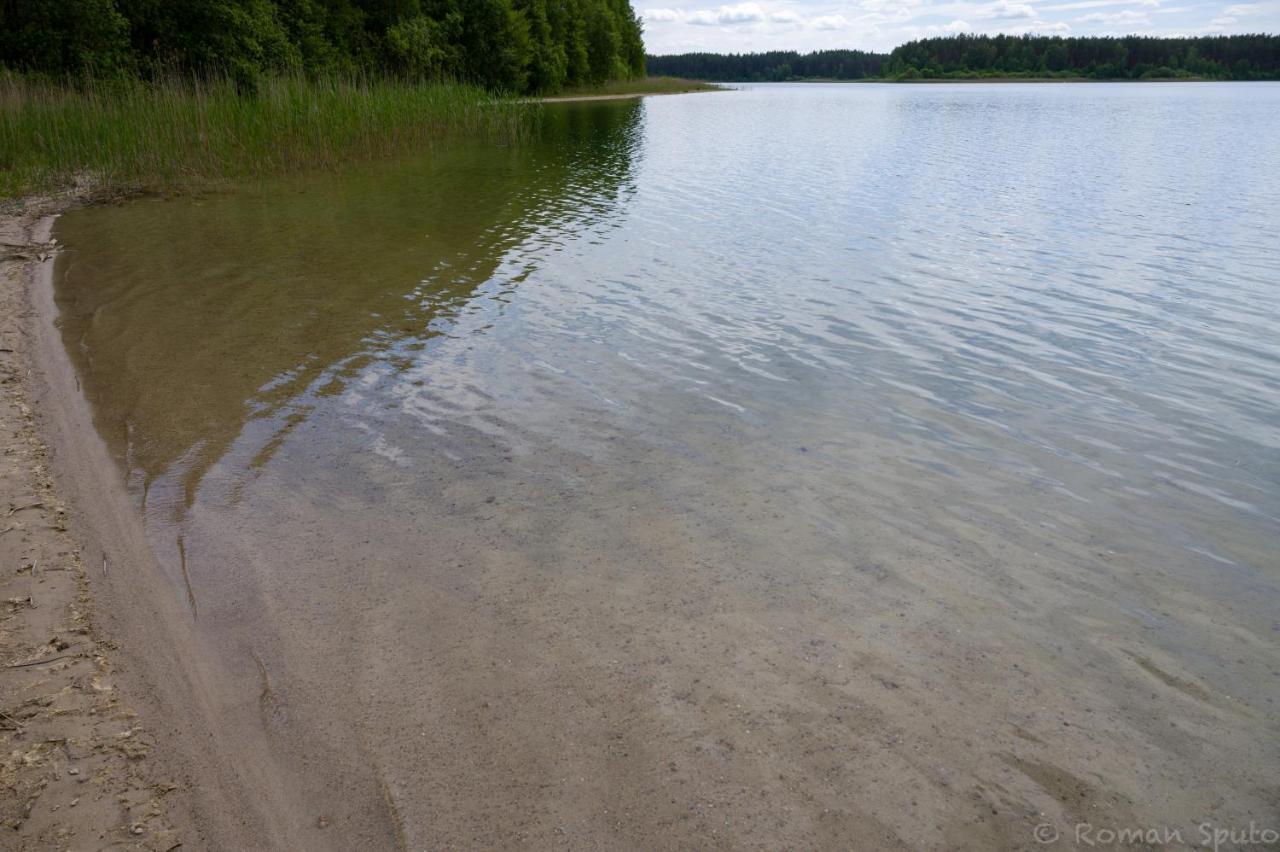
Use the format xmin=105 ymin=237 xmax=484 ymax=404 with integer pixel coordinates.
xmin=54 ymin=83 xmax=1280 ymax=847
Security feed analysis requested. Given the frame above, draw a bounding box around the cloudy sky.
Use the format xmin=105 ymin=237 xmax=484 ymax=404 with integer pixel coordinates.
xmin=641 ymin=0 xmax=1280 ymax=53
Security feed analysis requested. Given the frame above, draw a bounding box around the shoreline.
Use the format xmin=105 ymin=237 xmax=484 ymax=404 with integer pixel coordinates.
xmin=538 ymin=90 xmax=709 ymax=103
xmin=1 ymin=194 xmax=346 ymax=849
xmin=0 ymin=193 xmax=186 ymax=846
xmin=697 ymin=76 xmax=1233 ymax=85
xmin=871 ymin=76 xmax=1223 ymax=83
xmin=538 ymin=85 xmax=724 ymax=103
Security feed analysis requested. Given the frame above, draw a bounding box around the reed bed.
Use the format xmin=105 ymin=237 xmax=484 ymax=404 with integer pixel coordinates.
xmin=0 ymin=73 xmax=533 ymax=198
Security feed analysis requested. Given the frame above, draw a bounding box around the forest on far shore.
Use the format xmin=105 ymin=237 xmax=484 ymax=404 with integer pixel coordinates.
xmin=648 ymin=34 xmax=1280 ymax=81
xmin=0 ymin=0 xmax=645 ymax=94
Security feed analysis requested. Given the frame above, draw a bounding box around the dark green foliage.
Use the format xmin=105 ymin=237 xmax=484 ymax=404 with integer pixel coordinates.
xmin=0 ymin=0 xmax=132 ymax=76
xmin=648 ymin=35 xmax=1280 ymax=82
xmin=882 ymin=34 xmax=1280 ymax=80
xmin=0 ymin=0 xmax=645 ymax=92
xmin=646 ymin=50 xmax=886 ymax=81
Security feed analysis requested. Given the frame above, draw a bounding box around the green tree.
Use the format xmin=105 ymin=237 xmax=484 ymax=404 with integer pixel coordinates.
xmin=384 ymin=13 xmax=457 ymax=77
xmin=1044 ymin=41 xmax=1069 ymax=72
xmin=584 ymin=0 xmax=619 ymax=83
xmin=1 ymin=0 xmax=648 ymax=93
xmin=0 ymin=0 xmax=131 ymax=75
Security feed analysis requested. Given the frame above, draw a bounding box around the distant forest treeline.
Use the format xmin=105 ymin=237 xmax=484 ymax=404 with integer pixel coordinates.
xmin=0 ymin=0 xmax=645 ymax=93
xmin=646 ymin=49 xmax=884 ymax=81
xmin=648 ymin=34 xmax=1280 ymax=81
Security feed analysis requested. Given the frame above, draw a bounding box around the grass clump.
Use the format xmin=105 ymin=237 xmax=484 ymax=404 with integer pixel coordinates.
xmin=0 ymin=72 xmax=534 ymax=199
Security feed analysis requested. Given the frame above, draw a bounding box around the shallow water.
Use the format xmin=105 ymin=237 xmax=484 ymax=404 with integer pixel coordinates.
xmin=55 ymin=83 xmax=1280 ymax=847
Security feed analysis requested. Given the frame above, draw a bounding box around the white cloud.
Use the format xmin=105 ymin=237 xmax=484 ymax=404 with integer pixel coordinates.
xmin=977 ymin=1 xmax=1038 ymax=18
xmin=994 ymin=17 xmax=1072 ymax=30
xmin=717 ymin=3 xmax=769 ymax=22
xmin=1043 ymin=0 xmax=1156 ymax=10
xmin=645 ymin=4 xmax=860 ymax=31
xmin=811 ymin=13 xmax=852 ymax=27
xmin=858 ymin=0 xmax=925 ymax=11
xmin=643 ymin=7 xmax=683 ymax=21
xmin=1078 ymin=8 xmax=1151 ymax=22
xmin=900 ymin=17 xmax=965 ymax=36
xmin=644 ymin=2 xmax=768 ymax=25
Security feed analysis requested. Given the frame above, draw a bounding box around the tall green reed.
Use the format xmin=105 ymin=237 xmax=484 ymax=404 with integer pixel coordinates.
xmin=0 ymin=72 xmax=533 ymax=198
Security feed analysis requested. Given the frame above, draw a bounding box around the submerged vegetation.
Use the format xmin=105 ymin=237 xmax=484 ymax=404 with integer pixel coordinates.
xmin=648 ymin=35 xmax=1280 ymax=81
xmin=0 ymin=73 xmax=531 ymax=198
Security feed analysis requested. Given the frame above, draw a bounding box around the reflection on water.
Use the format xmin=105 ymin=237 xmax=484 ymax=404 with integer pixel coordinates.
xmin=53 ymin=84 xmax=1280 ymax=848
xmin=56 ymin=101 xmax=643 ymax=517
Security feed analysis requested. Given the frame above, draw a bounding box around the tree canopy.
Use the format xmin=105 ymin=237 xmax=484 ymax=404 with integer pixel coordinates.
xmin=883 ymin=34 xmax=1280 ymax=79
xmin=0 ymin=0 xmax=646 ymax=92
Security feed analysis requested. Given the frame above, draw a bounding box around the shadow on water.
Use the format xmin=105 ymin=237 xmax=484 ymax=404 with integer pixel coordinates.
xmin=53 ymin=99 xmax=643 ymax=521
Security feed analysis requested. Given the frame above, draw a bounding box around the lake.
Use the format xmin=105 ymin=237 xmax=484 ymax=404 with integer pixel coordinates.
xmin=53 ymin=82 xmax=1280 ymax=848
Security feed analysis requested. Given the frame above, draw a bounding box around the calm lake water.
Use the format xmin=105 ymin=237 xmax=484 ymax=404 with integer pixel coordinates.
xmin=55 ymin=83 xmax=1280 ymax=848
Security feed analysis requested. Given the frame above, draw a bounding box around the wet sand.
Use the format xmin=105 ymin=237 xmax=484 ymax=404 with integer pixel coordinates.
xmin=0 ymin=196 xmax=184 ymax=848
xmin=3 ymin=196 xmax=331 ymax=849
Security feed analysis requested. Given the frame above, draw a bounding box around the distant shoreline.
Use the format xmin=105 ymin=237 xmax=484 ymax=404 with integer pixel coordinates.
xmin=869 ymin=76 xmax=1218 ymax=84
xmin=531 ymin=75 xmax=1262 ymax=103
xmin=646 ymin=36 xmax=1280 ymax=85
xmin=539 ymin=77 xmax=722 ymax=102
xmin=682 ymin=76 xmax=1234 ymax=85
xmin=538 ymin=88 xmax=722 ymax=103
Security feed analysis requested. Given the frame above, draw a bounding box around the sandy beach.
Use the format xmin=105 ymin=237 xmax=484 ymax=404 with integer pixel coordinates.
xmin=0 ymin=194 xmax=181 ymax=848
xmin=1 ymin=195 xmax=313 ymax=850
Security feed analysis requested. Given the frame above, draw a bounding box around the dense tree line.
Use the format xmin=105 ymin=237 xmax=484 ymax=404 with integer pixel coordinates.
xmin=647 ymin=50 xmax=885 ymax=81
xmin=884 ymin=34 xmax=1280 ymax=79
xmin=649 ymin=35 xmax=1280 ymax=81
xmin=0 ymin=0 xmax=645 ymax=92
